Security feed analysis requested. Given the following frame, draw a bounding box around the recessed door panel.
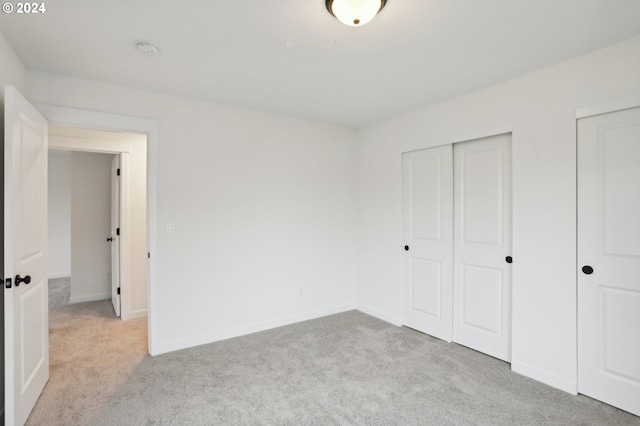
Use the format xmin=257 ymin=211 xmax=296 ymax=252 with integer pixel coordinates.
xmin=403 ymin=145 xmax=453 ymax=342
xmin=411 ymin=258 xmax=441 ymax=318
xmin=578 ymin=106 xmax=640 ymax=416
xmin=602 ymin=130 xmax=640 ymax=257
xmin=461 ymin=265 xmax=503 ymax=336
xmin=20 ymin=281 xmax=46 ymax=390
xmin=453 ymin=134 xmax=512 ymax=362
xmin=20 ymin=121 xmax=46 ymax=262
xmin=460 ymin=148 xmax=503 ymax=246
xmin=599 ymin=287 xmax=640 ymax=383
xmin=411 ymin=157 xmax=443 ymax=241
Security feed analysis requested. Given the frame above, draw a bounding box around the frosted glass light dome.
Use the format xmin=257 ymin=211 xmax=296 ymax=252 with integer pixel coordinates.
xmin=326 ymin=0 xmax=387 ymax=27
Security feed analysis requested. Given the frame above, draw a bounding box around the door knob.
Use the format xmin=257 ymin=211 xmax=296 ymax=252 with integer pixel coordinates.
xmin=107 ymin=237 xmax=113 ymax=242
xmin=582 ymin=265 xmax=594 ymax=275
xmin=505 ymin=256 xmax=513 ymax=264
xmin=15 ymin=274 xmax=31 ymax=286
xmin=404 ymin=245 xmax=409 ymax=251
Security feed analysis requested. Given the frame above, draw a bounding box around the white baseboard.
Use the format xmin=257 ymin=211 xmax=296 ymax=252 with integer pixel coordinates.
xmin=511 ymin=360 xmax=578 ymax=395
xmin=48 ymin=273 xmax=71 ymax=279
xmin=126 ymin=309 xmax=148 ymax=320
xmin=151 ymin=303 xmax=357 ymax=356
xmin=69 ymin=293 xmax=111 ymax=304
xmin=356 ymin=303 xmax=403 ymax=326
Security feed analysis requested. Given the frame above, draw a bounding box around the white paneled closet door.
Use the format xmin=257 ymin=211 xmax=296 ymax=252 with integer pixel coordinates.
xmin=452 ymin=134 xmax=512 ymax=362
xmin=402 ymin=145 xmax=454 ymax=342
xmin=577 ymin=106 xmax=640 ymax=416
xmin=402 ymin=134 xmax=512 ymax=362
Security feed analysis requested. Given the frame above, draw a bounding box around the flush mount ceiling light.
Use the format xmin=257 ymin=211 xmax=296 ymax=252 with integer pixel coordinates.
xmin=325 ymin=0 xmax=387 ymax=27
xmin=136 ymin=42 xmax=160 ymax=57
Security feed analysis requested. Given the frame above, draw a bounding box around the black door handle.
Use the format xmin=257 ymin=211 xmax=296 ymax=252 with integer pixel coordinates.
xmin=15 ymin=274 xmax=31 ymax=286
xmin=582 ymin=265 xmax=594 ymax=275
xmin=404 ymin=245 xmax=409 ymax=251
xmin=107 ymin=237 xmax=113 ymax=242
xmin=505 ymin=256 xmax=513 ymax=264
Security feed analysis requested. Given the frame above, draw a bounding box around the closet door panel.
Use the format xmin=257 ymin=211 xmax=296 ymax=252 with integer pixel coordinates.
xmin=453 ymin=134 xmax=512 ymax=362
xmin=578 ymin=106 xmax=640 ymax=416
xmin=402 ymin=145 xmax=453 ymax=342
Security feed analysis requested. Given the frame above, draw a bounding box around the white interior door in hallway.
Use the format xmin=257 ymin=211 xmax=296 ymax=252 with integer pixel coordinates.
xmin=577 ymin=106 xmax=640 ymax=416
xmin=403 ymin=133 xmax=512 ymax=362
xmin=111 ymin=154 xmax=121 ymax=317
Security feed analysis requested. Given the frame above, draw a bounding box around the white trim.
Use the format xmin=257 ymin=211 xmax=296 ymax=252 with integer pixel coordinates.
xmin=69 ymin=293 xmax=111 ymax=304
xmin=47 ymin=273 xmax=70 ymax=279
xmin=127 ymin=309 xmax=148 ymax=319
xmin=356 ymin=304 xmax=403 ymax=326
xmin=402 ymin=126 xmax=513 ymax=155
xmin=511 ymin=360 xmax=578 ymax=395
xmin=34 ymin=103 xmax=159 ymax=355
xmin=576 ymin=95 xmax=640 ymax=119
xmin=50 ymin=135 xmax=131 ymax=153
xmin=35 ymin=104 xmax=159 ymax=133
xmin=450 ymin=125 xmax=513 ymax=146
xmin=152 ymin=304 xmax=357 ymax=356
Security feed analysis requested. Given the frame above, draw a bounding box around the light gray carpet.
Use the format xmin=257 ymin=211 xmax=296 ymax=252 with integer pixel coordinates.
xmin=47 ymin=276 xmax=70 ymax=311
xmin=27 ymin=278 xmax=148 ymax=426
xmin=28 ymin=279 xmax=640 ymax=425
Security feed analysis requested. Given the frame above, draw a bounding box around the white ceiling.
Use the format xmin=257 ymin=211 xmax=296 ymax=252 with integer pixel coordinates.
xmin=2 ymin=0 xmax=640 ymax=128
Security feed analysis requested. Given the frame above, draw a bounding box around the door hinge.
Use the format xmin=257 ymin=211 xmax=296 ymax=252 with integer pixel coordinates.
xmin=4 ymin=278 xmax=11 ymax=289
xmin=117 ymin=287 xmax=121 ymax=295
xmin=117 ymin=228 xmax=120 ymax=236
xmin=117 ymin=168 xmax=121 ymax=176
xmin=148 ymin=252 xmax=150 ymax=259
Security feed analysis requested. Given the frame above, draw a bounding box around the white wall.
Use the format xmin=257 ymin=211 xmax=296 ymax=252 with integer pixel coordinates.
xmin=26 ymin=74 xmax=358 ymax=354
xmin=69 ymin=151 xmax=114 ymax=303
xmin=0 ymin=30 xmax=26 ymax=422
xmin=50 ymin=130 xmax=149 ymax=319
xmin=355 ymin=36 xmax=640 ymax=393
xmin=0 ymin=31 xmax=25 ymax=100
xmin=48 ymin=150 xmax=71 ymax=278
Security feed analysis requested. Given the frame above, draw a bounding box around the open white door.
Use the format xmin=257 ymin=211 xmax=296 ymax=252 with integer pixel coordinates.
xmin=453 ymin=134 xmax=512 ymax=362
xmin=402 ymin=145 xmax=454 ymax=342
xmin=577 ymin=106 xmax=640 ymax=416
xmin=111 ymin=155 xmax=121 ymax=317
xmin=4 ymin=85 xmax=49 ymax=425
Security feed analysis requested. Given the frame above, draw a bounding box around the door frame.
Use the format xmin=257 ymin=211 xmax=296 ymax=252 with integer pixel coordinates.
xmin=35 ymin=103 xmax=159 ymax=355
xmin=576 ymin=96 xmax=640 ymax=120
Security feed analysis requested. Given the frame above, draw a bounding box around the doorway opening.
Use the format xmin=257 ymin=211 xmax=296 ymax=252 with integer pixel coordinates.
xmin=33 ymin=101 xmax=160 ymax=356
xmin=47 ymin=125 xmax=148 ymax=322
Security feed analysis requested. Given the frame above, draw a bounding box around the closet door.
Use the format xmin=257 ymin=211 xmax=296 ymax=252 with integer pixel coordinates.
xmin=577 ymin=107 xmax=640 ymax=416
xmin=453 ymin=134 xmax=512 ymax=362
xmin=402 ymin=145 xmax=454 ymax=342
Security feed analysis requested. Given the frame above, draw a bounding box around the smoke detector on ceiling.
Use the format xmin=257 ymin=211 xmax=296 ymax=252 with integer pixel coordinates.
xmin=136 ymin=42 xmax=160 ymax=57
